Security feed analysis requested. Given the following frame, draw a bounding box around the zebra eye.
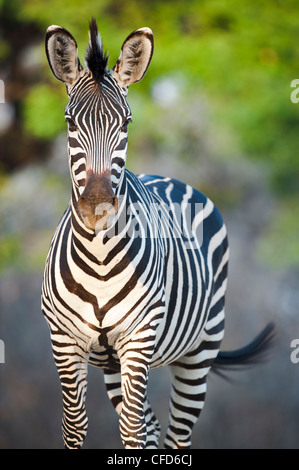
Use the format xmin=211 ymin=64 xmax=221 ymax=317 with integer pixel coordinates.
xmin=65 ymin=117 xmax=77 ymax=132
xmin=121 ymin=118 xmax=131 ymax=131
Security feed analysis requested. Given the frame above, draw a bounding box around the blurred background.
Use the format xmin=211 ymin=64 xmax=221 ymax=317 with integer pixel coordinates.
xmin=0 ymin=0 xmax=299 ymax=449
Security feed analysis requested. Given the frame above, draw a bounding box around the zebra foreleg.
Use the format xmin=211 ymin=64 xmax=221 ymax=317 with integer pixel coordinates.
xmin=52 ymin=337 xmax=89 ymax=449
xmin=104 ymin=369 xmax=161 ymax=448
xmin=164 ymin=337 xmax=222 ymax=449
xmin=117 ymin=340 xmax=157 ymax=449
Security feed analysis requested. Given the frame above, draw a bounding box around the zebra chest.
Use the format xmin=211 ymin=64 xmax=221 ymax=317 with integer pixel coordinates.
xmin=52 ymin=249 xmax=155 ymax=333
xmin=46 ymin=210 xmax=165 ymax=349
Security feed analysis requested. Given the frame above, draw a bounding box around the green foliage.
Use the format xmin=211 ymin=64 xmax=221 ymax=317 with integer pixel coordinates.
xmin=2 ymin=0 xmax=299 ymax=268
xmin=258 ymin=196 xmax=299 ymax=269
xmin=0 ymin=235 xmax=22 ymax=271
xmin=23 ymin=84 xmax=66 ymax=140
xmin=15 ymin=0 xmax=299 ymax=184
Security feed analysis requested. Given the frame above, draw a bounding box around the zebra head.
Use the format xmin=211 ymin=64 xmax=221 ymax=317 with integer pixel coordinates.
xmin=45 ymin=19 xmax=153 ymax=231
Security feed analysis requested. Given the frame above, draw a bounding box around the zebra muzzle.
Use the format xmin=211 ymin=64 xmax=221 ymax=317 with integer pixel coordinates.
xmin=77 ymin=172 xmax=118 ymax=231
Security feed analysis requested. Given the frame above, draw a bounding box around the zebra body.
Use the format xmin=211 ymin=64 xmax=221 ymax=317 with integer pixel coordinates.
xmin=42 ymin=20 xmax=272 ymax=449
xmin=44 ymin=168 xmax=227 ymax=364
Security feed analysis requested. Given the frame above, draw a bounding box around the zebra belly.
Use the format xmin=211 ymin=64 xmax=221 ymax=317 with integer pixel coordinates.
xmin=139 ymin=174 xmax=228 ymax=368
xmin=151 ymin=221 xmax=228 ymax=368
xmin=150 ymin=248 xmax=209 ymax=368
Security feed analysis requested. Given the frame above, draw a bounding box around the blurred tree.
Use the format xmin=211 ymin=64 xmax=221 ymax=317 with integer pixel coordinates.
xmin=1 ymin=0 xmax=298 ymax=185
xmin=0 ymin=0 xmax=299 ymax=266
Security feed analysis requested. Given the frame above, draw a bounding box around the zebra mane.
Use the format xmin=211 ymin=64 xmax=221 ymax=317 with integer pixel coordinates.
xmin=86 ymin=18 xmax=108 ymax=82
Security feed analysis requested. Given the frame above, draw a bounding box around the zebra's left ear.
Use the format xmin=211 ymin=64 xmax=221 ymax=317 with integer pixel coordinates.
xmin=112 ymin=28 xmax=153 ymax=88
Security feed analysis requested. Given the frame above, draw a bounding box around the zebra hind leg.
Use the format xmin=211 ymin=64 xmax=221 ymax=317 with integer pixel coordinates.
xmin=144 ymin=396 xmax=161 ymax=448
xmin=104 ymin=369 xmax=161 ymax=448
xmin=164 ymin=335 xmax=222 ymax=449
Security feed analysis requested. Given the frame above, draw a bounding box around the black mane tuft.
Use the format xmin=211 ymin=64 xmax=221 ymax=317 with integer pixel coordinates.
xmin=85 ymin=18 xmax=108 ymax=82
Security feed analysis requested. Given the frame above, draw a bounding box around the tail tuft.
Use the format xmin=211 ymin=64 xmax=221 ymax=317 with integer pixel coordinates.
xmin=212 ymin=322 xmax=276 ymax=379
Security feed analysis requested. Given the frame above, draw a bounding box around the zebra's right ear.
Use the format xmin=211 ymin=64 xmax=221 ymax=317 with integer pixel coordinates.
xmin=45 ymin=25 xmax=83 ymax=86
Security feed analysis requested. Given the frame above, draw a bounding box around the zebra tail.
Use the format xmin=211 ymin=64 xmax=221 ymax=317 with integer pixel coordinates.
xmin=212 ymin=322 xmax=276 ymax=380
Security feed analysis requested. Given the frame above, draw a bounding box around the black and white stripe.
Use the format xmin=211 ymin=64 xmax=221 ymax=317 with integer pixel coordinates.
xmin=42 ymin=20 xmax=274 ymax=449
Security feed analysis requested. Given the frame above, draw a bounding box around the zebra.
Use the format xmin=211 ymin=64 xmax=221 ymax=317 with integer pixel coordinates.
xmin=42 ymin=19 xmax=274 ymax=449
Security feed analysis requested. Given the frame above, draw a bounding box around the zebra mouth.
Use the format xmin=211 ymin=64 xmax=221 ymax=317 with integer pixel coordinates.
xmin=79 ymin=197 xmax=118 ymax=232
xmin=76 ymin=171 xmax=118 ymax=232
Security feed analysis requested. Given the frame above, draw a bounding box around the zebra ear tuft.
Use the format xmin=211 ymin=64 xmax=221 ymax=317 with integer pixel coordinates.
xmin=112 ymin=27 xmax=153 ymax=89
xmin=45 ymin=25 xmax=82 ymax=86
